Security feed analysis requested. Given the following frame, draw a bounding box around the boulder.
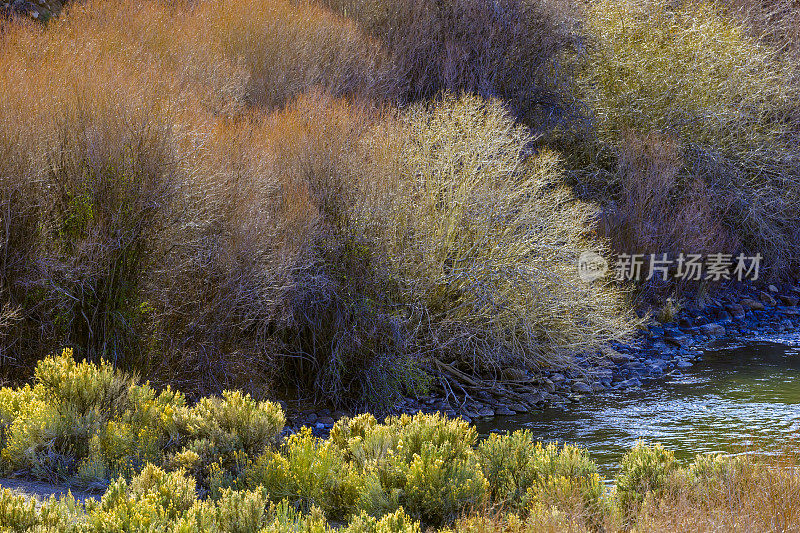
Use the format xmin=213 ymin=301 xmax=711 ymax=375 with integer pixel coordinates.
xmin=778 ymin=295 xmax=799 ymax=307
xmin=741 ymin=298 xmax=765 ymax=311
xmin=697 ymin=322 xmax=726 ymax=337
xmin=759 ymin=291 xmax=777 ymax=306
xmin=725 ymin=304 xmax=746 ymax=319
xmin=572 ymin=381 xmax=592 ymax=394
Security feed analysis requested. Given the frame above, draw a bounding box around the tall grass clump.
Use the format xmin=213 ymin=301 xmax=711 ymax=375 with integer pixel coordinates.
xmin=575 ymin=0 xmax=800 ymax=276
xmin=182 ymin=0 xmax=399 ymax=111
xmin=317 ymin=0 xmax=580 ymax=126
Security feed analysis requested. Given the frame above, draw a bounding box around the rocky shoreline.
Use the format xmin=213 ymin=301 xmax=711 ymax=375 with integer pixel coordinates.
xmin=285 ymin=282 xmax=800 ymax=436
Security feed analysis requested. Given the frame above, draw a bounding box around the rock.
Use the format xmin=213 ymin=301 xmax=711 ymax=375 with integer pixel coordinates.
xmin=306 ymin=413 xmax=318 ymax=424
xmin=664 ymin=333 xmax=691 ymax=347
xmin=697 ymin=322 xmax=726 ymax=337
xmin=742 ymin=298 xmax=765 ymax=311
xmin=509 ymin=403 xmax=528 ymax=413
xmin=572 ymin=381 xmax=592 ymax=394
xmin=542 ymin=379 xmax=556 ymax=393
xmin=759 ymin=291 xmax=777 ymax=306
xmin=778 ymin=295 xmax=799 ymax=307
xmin=769 ymin=284 xmax=779 ymax=293
xmin=317 ymin=416 xmax=335 ymax=426
xmin=676 ymin=360 xmax=693 ymax=368
xmin=476 ymin=406 xmax=495 ymax=418
xmin=725 ymin=304 xmax=746 ymax=319
xmin=550 ymin=373 xmax=566 ymax=383
xmin=494 ymin=404 xmax=515 ymax=416
xmin=521 ymin=392 xmax=546 ymax=407
xmin=615 ymin=378 xmax=641 ymax=389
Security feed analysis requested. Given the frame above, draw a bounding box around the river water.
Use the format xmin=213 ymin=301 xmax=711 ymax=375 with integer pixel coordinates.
xmin=475 ymin=335 xmax=800 ymax=477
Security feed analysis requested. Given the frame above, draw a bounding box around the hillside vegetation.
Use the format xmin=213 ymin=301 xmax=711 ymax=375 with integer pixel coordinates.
xmin=0 ymin=0 xmax=798 ymax=403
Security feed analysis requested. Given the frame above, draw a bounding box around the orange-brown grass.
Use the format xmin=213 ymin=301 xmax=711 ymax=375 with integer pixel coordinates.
xmin=633 ymin=455 xmax=800 ymax=532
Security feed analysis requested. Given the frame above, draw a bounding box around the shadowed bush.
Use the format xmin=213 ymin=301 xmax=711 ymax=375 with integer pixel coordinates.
xmin=317 ymin=0 xmax=579 ymax=126
xmin=574 ymin=0 xmax=800 ymax=277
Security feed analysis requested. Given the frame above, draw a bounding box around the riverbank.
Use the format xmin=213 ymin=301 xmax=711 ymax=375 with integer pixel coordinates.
xmin=284 ymin=282 xmax=800 ymax=434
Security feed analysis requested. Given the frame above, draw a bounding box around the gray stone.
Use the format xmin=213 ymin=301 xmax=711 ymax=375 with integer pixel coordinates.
xmin=494 ymin=405 xmax=515 ymax=416
xmin=664 ymin=333 xmax=691 ymax=347
xmin=509 ymin=403 xmax=529 ymax=413
xmin=476 ymin=406 xmax=495 ymax=418
xmin=778 ymin=295 xmax=799 ymax=307
xmin=742 ymin=298 xmax=765 ymax=311
xmin=725 ymin=304 xmax=746 ymax=319
xmin=676 ymin=360 xmax=693 ymax=368
xmin=615 ymin=378 xmax=642 ymax=389
xmin=697 ymin=322 xmax=726 ymax=337
xmin=769 ymin=284 xmax=779 ymax=293
xmin=572 ymin=381 xmax=592 ymax=393
xmin=759 ymin=291 xmax=777 ymax=306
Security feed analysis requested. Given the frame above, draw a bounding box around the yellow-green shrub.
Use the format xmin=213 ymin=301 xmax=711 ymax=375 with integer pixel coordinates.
xmin=329 ymin=413 xmax=488 ymax=525
xmin=86 ymin=465 xmax=197 ymax=531
xmin=183 ymin=390 xmax=284 ymax=456
xmin=615 ymin=442 xmax=680 ymax=517
xmin=343 ymin=508 xmax=421 ymax=533
xmin=478 ymin=431 xmax=605 ymax=520
xmin=363 ymin=94 xmax=636 ymax=373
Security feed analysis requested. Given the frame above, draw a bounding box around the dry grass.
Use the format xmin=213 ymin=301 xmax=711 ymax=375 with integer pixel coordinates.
xmin=633 ymin=456 xmax=800 ymax=532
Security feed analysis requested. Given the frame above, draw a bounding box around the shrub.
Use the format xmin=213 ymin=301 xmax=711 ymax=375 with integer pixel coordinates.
xmin=478 ymin=431 xmax=605 ymax=521
xmin=344 ymin=508 xmax=421 ymax=533
xmin=185 ymin=391 xmax=284 ymax=456
xmin=317 ymin=0 xmax=578 ymax=125
xmin=185 ymin=0 xmax=398 ymax=110
xmin=576 ymin=0 xmax=800 ymax=276
xmin=364 ymin=95 xmax=636 ymax=372
xmin=615 ymin=442 xmax=680 ymax=517
xmin=330 ymin=412 xmax=488 ymax=525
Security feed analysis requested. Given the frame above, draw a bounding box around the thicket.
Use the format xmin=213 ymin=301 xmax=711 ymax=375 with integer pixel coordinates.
xmin=572 ymin=0 xmax=800 ymax=277
xmin=0 ymin=0 xmax=635 ymax=403
xmin=0 ymin=355 xmax=798 ymax=532
xmin=1 ymin=0 xmax=800 ymax=404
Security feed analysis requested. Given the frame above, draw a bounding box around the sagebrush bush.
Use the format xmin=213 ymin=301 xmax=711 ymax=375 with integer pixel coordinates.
xmin=615 ymin=441 xmax=680 ymax=517
xmin=477 ymin=431 xmax=606 ymax=526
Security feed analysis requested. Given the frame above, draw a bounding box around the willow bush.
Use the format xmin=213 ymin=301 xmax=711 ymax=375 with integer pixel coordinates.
xmin=574 ymin=0 xmax=800 ymax=276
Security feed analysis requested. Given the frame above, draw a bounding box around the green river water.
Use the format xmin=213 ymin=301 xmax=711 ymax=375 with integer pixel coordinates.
xmin=475 ymin=335 xmax=800 ymax=477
